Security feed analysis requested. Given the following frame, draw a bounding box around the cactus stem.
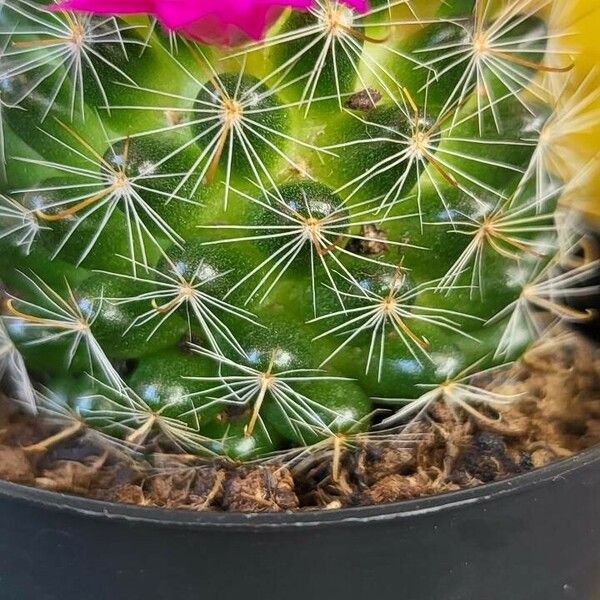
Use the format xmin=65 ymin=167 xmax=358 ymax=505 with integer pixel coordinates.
xmin=3 ymin=0 xmax=598 ymax=465
xmin=334 ymin=89 xmax=493 ymax=214
xmin=416 ymin=0 xmax=572 ymax=132
xmin=17 ymin=125 xmax=186 ymax=273
xmin=125 ymin=52 xmax=328 ymax=208
xmin=1 ymin=6 xmax=132 ymax=120
xmin=204 ymin=189 xmax=418 ymax=314
xmin=436 ymin=191 xmax=559 ymax=295
xmin=23 ymin=421 xmax=85 ymax=454
xmin=229 ymin=0 xmax=428 ymax=113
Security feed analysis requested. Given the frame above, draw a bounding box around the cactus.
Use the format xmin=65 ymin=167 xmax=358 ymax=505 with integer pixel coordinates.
xmin=0 ymin=0 xmax=598 ymax=470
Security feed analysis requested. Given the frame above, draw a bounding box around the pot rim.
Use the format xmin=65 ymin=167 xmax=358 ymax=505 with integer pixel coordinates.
xmin=0 ymin=444 xmax=598 ymax=530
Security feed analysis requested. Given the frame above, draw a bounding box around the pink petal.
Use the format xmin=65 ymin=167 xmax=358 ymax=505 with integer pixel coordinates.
xmin=153 ymin=0 xmax=314 ymax=46
xmin=51 ymin=0 xmax=370 ymax=46
xmin=52 ymin=0 xmax=154 ymax=13
xmin=154 ymin=0 xmax=311 ymax=29
xmin=342 ymin=0 xmax=369 ymax=12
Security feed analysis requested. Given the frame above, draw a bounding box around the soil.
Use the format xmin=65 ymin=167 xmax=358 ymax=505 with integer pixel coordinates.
xmin=0 ymin=328 xmax=599 ymax=513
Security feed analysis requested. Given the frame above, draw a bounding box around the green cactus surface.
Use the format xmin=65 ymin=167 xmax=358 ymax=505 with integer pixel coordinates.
xmin=0 ymin=0 xmax=598 ymax=465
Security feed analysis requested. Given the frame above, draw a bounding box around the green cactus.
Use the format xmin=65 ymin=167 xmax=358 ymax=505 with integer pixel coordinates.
xmin=0 ymin=0 xmax=597 ymax=469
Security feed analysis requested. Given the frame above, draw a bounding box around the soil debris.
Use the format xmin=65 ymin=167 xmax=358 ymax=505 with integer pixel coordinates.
xmin=0 ymin=446 xmax=35 ymax=484
xmin=0 ymin=329 xmax=599 ymax=512
xmin=222 ymin=466 xmax=299 ymax=512
xmin=346 ymin=223 xmax=389 ymax=256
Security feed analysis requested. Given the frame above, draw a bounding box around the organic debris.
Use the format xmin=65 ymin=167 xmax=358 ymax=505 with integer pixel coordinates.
xmin=0 ymin=331 xmax=599 ymax=512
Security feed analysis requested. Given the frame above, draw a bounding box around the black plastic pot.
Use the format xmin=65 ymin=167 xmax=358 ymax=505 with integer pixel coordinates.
xmin=0 ymin=445 xmax=598 ymax=600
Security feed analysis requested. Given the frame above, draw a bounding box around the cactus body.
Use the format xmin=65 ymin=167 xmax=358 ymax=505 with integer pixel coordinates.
xmin=0 ymin=0 xmax=597 ymax=463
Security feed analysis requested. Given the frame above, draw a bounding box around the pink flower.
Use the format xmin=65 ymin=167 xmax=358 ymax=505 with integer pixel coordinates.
xmin=52 ymin=0 xmax=370 ymax=46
